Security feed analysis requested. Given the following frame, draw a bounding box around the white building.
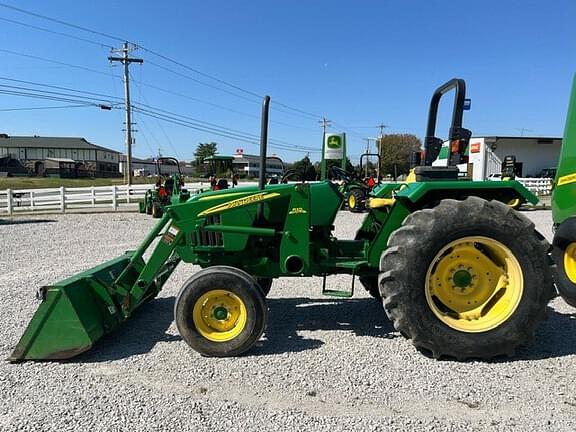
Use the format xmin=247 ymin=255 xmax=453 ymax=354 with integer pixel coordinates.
xmin=433 ymin=136 xmax=561 ymax=180
xmin=232 ymin=149 xmax=284 ymax=178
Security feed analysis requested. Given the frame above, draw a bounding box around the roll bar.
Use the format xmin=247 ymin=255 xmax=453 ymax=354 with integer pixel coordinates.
xmin=423 ymin=78 xmax=471 ymax=166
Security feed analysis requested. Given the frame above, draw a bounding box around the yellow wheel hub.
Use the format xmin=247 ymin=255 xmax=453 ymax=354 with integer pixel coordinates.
xmin=348 ymin=194 xmax=356 ymax=209
xmin=564 ymin=243 xmax=576 ymax=284
xmin=192 ymin=289 xmax=248 ymax=342
xmin=425 ymin=236 xmax=523 ymax=333
xmin=507 ymin=198 xmax=521 ymax=208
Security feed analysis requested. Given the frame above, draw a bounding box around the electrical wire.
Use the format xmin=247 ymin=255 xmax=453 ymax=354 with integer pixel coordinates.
xmin=0 ymin=104 xmax=93 ymax=111
xmin=0 ymin=16 xmax=114 ymax=49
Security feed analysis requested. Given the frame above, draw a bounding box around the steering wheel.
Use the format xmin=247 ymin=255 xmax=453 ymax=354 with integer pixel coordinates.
xmin=281 ymin=168 xmax=300 ymax=183
xmin=330 ymin=166 xmax=354 ymax=183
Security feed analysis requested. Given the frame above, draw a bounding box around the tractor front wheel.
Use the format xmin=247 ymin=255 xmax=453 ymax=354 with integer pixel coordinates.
xmin=378 ymin=197 xmax=552 ymax=360
xmin=348 ymin=189 xmax=365 ymax=213
xmin=151 ymin=202 xmax=163 ymax=218
xmin=175 ymin=266 xmax=268 ymax=357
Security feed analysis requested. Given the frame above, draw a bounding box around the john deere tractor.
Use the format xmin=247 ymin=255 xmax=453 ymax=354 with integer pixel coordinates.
xmin=551 ymin=75 xmax=576 ymax=308
xmin=11 ymin=79 xmax=551 ymax=362
xmin=139 ymin=157 xmax=190 ymax=218
xmin=343 ymin=153 xmax=381 ymax=213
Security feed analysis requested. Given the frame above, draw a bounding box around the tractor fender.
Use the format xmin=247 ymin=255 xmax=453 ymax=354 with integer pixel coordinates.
xmin=552 ymin=216 xmax=576 ymax=307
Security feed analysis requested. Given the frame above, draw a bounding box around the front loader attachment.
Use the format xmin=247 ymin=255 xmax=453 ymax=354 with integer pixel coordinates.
xmin=10 ymin=213 xmax=182 ymax=362
xmin=9 ymin=254 xmax=138 ymax=361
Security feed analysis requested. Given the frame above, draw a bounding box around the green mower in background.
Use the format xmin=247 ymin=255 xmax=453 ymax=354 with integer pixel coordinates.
xmin=139 ymin=157 xmax=190 ymax=218
xmin=11 ymin=79 xmax=552 ymax=363
xmin=341 ymin=153 xmax=381 ymax=213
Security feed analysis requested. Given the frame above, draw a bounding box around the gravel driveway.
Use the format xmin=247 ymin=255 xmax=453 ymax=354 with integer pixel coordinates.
xmin=1 ymin=209 xmax=575 ymax=431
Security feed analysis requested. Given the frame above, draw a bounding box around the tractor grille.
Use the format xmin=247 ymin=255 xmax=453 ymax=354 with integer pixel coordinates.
xmin=192 ymin=215 xmax=223 ymax=247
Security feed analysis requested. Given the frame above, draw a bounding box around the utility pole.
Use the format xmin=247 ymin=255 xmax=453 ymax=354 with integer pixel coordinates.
xmin=319 ymin=117 xmax=332 ymax=136
xmin=515 ymin=127 xmax=534 ymax=137
xmin=319 ymin=117 xmax=332 ymax=179
xmin=108 ymin=42 xmax=143 ymax=185
xmin=377 ymin=123 xmax=387 ymax=138
xmin=363 ymin=137 xmax=376 ymax=177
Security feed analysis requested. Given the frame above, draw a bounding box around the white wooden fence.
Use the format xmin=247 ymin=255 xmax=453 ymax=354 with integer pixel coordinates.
xmin=516 ymin=177 xmax=553 ymax=196
xmin=0 ymin=183 xmax=203 ymax=215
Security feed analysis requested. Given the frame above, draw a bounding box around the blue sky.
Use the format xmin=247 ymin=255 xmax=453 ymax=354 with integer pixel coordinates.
xmin=0 ymin=1 xmax=575 ymax=162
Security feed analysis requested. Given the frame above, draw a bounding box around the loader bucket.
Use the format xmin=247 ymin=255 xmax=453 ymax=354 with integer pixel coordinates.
xmin=9 ymin=253 xmax=143 ymax=362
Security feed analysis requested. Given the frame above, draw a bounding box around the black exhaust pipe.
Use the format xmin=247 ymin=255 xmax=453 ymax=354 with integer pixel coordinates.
xmin=259 ymin=96 xmax=270 ymax=191
xmin=257 ymin=96 xmax=270 ymax=223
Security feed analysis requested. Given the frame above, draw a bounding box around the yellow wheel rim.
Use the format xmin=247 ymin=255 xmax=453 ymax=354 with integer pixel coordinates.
xmin=192 ymin=289 xmax=248 ymax=342
xmin=348 ymin=194 xmax=356 ymax=209
xmin=425 ymin=236 xmax=523 ymax=333
xmin=507 ymin=198 xmax=521 ymax=208
xmin=564 ymin=243 xmax=576 ymax=284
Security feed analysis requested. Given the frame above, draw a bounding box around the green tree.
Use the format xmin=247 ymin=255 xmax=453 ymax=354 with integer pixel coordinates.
xmin=377 ymin=134 xmax=422 ymax=178
xmin=292 ymin=155 xmax=317 ymax=181
xmin=194 ymin=142 xmax=218 ymax=165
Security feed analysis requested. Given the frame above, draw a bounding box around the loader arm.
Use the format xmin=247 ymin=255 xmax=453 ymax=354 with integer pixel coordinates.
xmin=9 ymin=212 xmax=184 ymax=361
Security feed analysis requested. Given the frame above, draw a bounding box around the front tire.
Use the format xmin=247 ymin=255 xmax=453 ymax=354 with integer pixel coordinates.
xmin=348 ymin=188 xmax=365 ymax=213
xmin=379 ymin=197 xmax=552 ymax=360
xmin=151 ymin=202 xmax=163 ymax=218
xmin=175 ymin=266 xmax=267 ymax=357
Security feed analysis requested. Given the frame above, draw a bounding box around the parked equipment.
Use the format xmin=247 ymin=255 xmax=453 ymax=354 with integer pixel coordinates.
xmin=342 ymin=153 xmax=381 ymax=212
xmin=139 ymin=157 xmax=190 ymax=218
xmin=551 ymin=76 xmax=576 ymax=308
xmin=11 ymin=80 xmax=551 ymax=362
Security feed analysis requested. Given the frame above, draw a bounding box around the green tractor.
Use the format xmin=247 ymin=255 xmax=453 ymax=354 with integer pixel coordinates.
xmin=10 ymin=80 xmax=551 ymax=362
xmin=139 ymin=157 xmax=190 ymax=218
xmin=551 ymin=75 xmax=576 ymax=308
xmin=342 ymin=153 xmax=381 ymax=213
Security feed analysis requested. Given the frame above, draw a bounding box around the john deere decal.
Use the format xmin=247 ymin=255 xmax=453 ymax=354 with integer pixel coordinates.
xmin=198 ymin=192 xmax=281 ymax=217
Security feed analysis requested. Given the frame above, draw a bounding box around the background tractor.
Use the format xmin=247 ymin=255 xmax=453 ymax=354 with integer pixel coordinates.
xmin=139 ymin=157 xmax=190 ymax=218
xmin=11 ymin=80 xmax=551 ymax=363
xmin=342 ymin=153 xmax=381 ymax=212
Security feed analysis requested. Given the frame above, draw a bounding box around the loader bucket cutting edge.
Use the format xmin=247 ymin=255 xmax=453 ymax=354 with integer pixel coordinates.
xmin=9 ymin=253 xmax=143 ymax=362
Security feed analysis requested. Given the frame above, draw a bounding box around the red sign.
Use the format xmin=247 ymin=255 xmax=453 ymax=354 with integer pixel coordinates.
xmin=470 ymin=142 xmax=481 ymax=153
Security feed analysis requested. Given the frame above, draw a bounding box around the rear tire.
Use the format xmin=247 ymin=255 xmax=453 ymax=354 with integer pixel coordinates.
xmin=175 ymin=266 xmax=268 ymax=357
xmin=378 ymin=197 xmax=552 ymax=360
xmin=359 ymin=276 xmax=381 ymax=299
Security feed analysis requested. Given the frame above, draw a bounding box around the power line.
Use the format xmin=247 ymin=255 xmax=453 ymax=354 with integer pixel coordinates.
xmin=0 ymin=2 xmax=124 ymax=43
xmin=0 ymin=76 xmax=123 ymax=103
xmin=0 ymin=16 xmax=114 ymax=49
xmin=0 ymin=2 xmax=325 ymax=122
xmin=0 ymin=76 xmax=317 ymax=152
xmin=132 ymin=106 xmax=320 ymax=154
xmin=0 ymin=48 xmax=113 ymax=78
xmin=0 ymin=104 xmax=93 ymax=112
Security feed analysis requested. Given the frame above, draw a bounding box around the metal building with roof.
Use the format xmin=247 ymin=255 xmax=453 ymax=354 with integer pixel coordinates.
xmin=0 ymin=134 xmax=121 ymax=177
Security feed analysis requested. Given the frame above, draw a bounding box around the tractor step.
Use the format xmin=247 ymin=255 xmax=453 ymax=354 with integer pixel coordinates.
xmin=322 ymin=274 xmax=355 ymax=298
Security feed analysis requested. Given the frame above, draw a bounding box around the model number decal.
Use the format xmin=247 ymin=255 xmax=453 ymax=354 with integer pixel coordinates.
xmin=558 ymin=173 xmax=576 ymax=186
xmin=198 ymin=192 xmax=280 ymax=217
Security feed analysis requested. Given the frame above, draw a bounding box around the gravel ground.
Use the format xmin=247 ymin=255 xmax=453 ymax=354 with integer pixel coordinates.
xmin=1 ymin=209 xmax=575 ymax=431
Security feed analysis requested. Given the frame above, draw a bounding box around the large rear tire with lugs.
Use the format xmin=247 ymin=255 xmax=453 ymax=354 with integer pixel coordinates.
xmin=378 ymin=197 xmax=552 ymax=360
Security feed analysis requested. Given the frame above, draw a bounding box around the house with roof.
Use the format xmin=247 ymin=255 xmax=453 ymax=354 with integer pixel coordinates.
xmin=0 ymin=134 xmax=121 ymax=177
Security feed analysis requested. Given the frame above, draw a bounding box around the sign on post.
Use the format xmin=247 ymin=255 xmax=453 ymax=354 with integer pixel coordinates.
xmin=324 ymin=133 xmax=345 ymax=160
